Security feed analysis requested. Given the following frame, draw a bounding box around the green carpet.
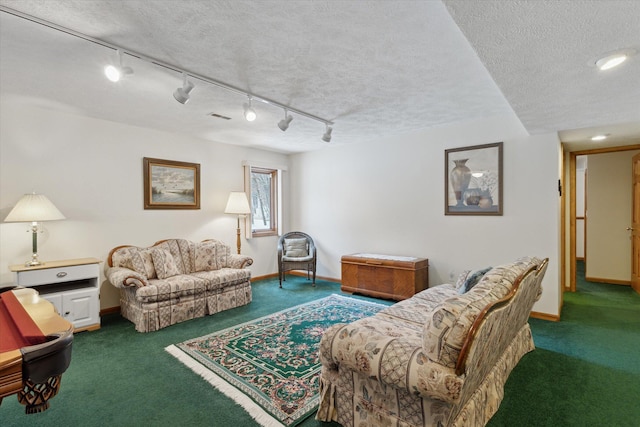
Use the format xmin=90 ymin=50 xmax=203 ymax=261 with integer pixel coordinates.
xmin=488 ymin=261 xmax=640 ymax=427
xmin=167 ymin=294 xmax=385 ymax=426
xmin=2 ymin=265 xmax=639 ymax=426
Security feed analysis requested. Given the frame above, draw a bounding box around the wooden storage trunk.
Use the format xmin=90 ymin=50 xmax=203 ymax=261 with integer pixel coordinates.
xmin=341 ymin=253 xmax=429 ymax=301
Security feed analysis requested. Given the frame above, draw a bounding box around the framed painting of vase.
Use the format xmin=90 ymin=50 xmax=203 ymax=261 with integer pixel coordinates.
xmin=445 ymin=142 xmax=503 ymax=216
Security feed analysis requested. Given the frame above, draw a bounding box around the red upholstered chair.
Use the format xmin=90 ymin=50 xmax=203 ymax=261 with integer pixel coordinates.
xmin=277 ymin=232 xmax=316 ymax=288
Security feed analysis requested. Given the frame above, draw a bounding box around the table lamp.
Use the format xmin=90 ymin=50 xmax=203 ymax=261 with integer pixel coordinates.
xmin=4 ymin=193 xmax=66 ymax=267
xmin=224 ymin=191 xmax=251 ymax=254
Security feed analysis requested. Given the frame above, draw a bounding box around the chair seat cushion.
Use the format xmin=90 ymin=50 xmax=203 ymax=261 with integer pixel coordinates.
xmin=282 ymin=255 xmax=314 ymax=262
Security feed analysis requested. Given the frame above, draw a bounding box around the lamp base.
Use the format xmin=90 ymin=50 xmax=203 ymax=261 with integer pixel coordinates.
xmin=25 ymin=260 xmax=44 ymax=267
xmin=25 ymin=252 xmax=44 ymax=267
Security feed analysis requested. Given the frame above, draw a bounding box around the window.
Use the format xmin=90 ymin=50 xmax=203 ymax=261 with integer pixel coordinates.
xmin=249 ymin=167 xmax=278 ymax=237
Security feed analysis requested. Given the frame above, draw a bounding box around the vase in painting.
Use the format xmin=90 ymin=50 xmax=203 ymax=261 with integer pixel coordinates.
xmin=479 ymin=190 xmax=493 ymax=209
xmin=464 ymin=188 xmax=482 ymax=206
xmin=450 ymin=159 xmax=471 ymax=206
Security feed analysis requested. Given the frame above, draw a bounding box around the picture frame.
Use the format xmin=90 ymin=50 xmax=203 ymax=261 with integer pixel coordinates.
xmin=445 ymin=142 xmax=503 ymax=216
xmin=143 ymin=157 xmax=200 ymax=210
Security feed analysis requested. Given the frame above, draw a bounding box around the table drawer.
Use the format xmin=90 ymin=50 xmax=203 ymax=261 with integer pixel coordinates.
xmin=16 ymin=264 xmax=99 ymax=287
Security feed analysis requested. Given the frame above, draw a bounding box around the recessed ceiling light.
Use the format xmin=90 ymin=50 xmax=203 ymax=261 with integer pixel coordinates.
xmin=591 ymin=134 xmax=609 ymax=141
xmin=596 ymin=54 xmax=627 ymax=70
xmin=592 ymin=48 xmax=636 ymax=70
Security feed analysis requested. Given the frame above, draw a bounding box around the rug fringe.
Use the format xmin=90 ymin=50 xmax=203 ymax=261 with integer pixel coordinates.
xmin=165 ymin=345 xmax=285 ymax=427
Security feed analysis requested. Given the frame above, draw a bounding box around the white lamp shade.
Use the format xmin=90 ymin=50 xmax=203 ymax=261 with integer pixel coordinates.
xmin=224 ymin=192 xmax=251 ymax=215
xmin=4 ymin=193 xmax=66 ymax=222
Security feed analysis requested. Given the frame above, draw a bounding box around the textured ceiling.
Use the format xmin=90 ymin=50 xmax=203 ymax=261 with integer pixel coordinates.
xmin=0 ymin=0 xmax=638 ymax=154
xmin=444 ymin=0 xmax=640 ymax=151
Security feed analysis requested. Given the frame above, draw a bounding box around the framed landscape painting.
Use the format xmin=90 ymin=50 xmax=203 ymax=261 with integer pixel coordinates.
xmin=143 ymin=157 xmax=200 ymax=209
xmin=445 ymin=142 xmax=503 ymax=216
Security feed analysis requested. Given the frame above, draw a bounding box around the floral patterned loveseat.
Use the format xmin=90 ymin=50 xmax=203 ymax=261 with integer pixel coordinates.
xmin=106 ymin=238 xmax=252 ymax=332
xmin=317 ymin=256 xmax=548 ymax=427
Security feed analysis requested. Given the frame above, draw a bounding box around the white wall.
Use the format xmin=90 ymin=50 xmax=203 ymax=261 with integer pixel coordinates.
xmin=0 ymin=103 xmax=563 ymax=318
xmin=586 ymin=150 xmax=639 ymax=282
xmin=0 ymin=102 xmax=288 ymax=309
xmin=290 ymin=116 xmax=561 ymax=317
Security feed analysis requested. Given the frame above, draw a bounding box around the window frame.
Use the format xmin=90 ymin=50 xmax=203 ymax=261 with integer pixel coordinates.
xmin=248 ymin=166 xmax=279 ymax=237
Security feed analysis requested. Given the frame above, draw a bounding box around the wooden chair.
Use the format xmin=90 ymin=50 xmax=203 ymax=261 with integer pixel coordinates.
xmin=277 ymin=231 xmax=316 ymax=288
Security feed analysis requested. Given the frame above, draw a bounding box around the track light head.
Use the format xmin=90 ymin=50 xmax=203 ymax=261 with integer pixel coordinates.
xmin=322 ymin=124 xmax=333 ymax=142
xmin=104 ymin=65 xmax=133 ymax=82
xmin=173 ymin=73 xmax=195 ymax=104
xmin=278 ymin=110 xmax=293 ymax=131
xmin=243 ymin=97 xmax=257 ymax=121
xmin=104 ymin=49 xmax=133 ymax=82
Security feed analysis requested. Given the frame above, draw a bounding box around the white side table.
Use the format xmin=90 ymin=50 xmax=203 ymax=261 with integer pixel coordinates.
xmin=10 ymin=258 xmax=101 ymax=332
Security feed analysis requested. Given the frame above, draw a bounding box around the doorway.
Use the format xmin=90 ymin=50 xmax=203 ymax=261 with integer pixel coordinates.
xmin=566 ymin=145 xmax=640 ymax=292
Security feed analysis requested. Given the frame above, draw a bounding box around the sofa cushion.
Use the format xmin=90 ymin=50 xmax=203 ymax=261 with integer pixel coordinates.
xmin=284 ymin=238 xmax=308 ymax=257
xmin=159 ymin=239 xmax=191 ymax=274
xmin=194 ymin=240 xmax=228 ymax=272
xmin=131 ymin=248 xmax=157 ymax=279
xmin=151 ymin=247 xmax=181 ymax=279
xmin=135 ymin=275 xmax=207 ymax=304
xmin=379 ymin=284 xmax=458 ymax=330
xmin=422 ymin=258 xmax=534 ymax=368
xmin=190 ymin=268 xmax=251 ymax=291
xmin=458 ymin=266 xmax=492 ymax=294
xmin=454 ymin=270 xmax=471 ymax=291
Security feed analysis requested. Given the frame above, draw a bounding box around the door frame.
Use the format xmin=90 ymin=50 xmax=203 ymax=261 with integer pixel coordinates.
xmin=632 ymin=153 xmax=640 ymax=293
xmin=564 ymin=144 xmax=640 ymax=292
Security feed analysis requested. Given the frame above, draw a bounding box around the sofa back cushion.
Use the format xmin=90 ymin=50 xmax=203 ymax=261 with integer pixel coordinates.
xmin=110 ymin=246 xmax=160 ymax=279
xmin=130 ymin=248 xmax=157 ymax=279
xmin=156 ymin=239 xmax=191 ymax=274
xmin=108 ymin=239 xmax=233 ymax=278
xmin=422 ymin=257 xmax=539 ymax=368
xmin=151 ymin=246 xmax=181 ymax=279
xmin=193 ymin=239 xmax=229 ymax=272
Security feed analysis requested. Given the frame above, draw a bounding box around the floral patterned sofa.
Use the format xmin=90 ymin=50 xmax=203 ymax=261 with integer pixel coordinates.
xmin=106 ymin=238 xmax=253 ymax=332
xmin=317 ymin=256 xmax=548 ymax=427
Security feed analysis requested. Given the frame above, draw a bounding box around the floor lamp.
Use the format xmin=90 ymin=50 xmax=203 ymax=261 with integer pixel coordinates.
xmin=224 ymin=192 xmax=251 ymax=254
xmin=4 ymin=193 xmax=66 ymax=267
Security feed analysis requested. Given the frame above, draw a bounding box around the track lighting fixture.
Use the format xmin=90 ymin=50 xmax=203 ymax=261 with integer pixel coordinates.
xmin=104 ymin=49 xmax=133 ymax=82
xmin=173 ymin=72 xmax=195 ymax=104
xmin=5 ymin=9 xmax=335 ymax=139
xmin=243 ymin=96 xmax=257 ymax=122
xmin=278 ymin=109 xmax=293 ymax=131
xmin=322 ymin=124 xmax=333 ymax=142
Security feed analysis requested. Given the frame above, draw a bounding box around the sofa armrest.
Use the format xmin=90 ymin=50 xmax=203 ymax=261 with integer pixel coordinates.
xmin=319 ymin=322 xmax=464 ymax=403
xmin=227 ymin=254 xmax=253 ymax=269
xmin=105 ymin=267 xmax=149 ymax=288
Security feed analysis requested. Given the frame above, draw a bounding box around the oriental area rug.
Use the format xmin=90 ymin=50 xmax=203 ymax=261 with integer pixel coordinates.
xmin=165 ymin=294 xmax=385 ymax=427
